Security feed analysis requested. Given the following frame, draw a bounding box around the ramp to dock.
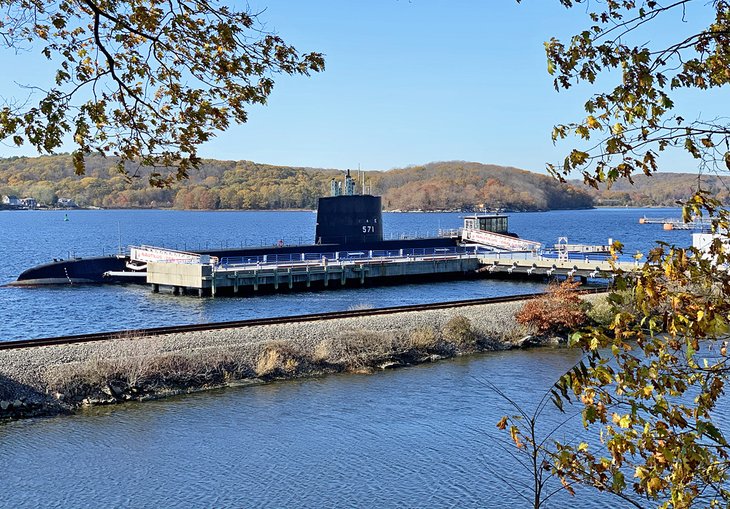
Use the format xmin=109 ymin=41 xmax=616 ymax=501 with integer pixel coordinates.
xmin=477 ymin=255 xmax=636 ymax=279
xmin=461 ymin=228 xmax=542 ymax=251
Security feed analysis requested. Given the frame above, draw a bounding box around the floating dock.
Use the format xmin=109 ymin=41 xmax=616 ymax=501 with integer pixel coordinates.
xmin=639 ymin=216 xmax=711 ymax=230
xmin=476 ymin=254 xmax=636 ymax=279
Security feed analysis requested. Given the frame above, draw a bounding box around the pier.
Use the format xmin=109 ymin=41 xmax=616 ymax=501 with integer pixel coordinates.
xmin=123 ymin=209 xmax=633 ymax=298
xmin=140 ymin=245 xmax=633 ymax=297
xmin=639 ymin=216 xmax=711 ymax=231
xmin=146 ymin=247 xmax=482 ymax=296
xmin=476 ymin=254 xmax=636 ymax=281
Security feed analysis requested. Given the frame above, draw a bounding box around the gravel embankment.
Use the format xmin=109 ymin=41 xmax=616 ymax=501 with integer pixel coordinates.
xmin=0 ymin=296 xmax=605 ymax=419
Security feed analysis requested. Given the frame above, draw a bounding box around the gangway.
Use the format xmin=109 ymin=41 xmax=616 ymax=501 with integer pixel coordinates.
xmin=458 ymin=213 xmax=543 ymax=252
xmin=129 ymin=245 xmax=215 ymax=264
xmin=461 ymin=227 xmax=542 ymax=252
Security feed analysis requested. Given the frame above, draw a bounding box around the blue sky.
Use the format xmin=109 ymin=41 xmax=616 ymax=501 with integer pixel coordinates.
xmin=0 ymin=0 xmax=725 ymax=175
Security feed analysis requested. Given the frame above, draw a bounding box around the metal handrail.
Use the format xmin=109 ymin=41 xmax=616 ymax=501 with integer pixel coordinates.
xmin=217 ymin=246 xmax=481 ymax=269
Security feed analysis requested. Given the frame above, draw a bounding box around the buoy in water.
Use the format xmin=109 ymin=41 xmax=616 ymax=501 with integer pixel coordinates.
xmin=64 ymin=213 xmax=69 ymax=221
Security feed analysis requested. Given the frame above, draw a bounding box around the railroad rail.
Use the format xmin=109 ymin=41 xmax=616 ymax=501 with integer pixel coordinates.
xmin=0 ymin=289 xmax=608 ymax=350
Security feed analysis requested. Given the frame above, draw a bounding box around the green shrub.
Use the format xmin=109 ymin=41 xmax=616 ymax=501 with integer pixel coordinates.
xmin=586 ymin=297 xmax=615 ymax=327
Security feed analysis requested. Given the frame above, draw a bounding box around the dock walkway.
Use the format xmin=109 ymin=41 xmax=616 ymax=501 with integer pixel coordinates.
xmin=147 ymin=247 xmax=482 ymax=296
xmin=639 ymin=216 xmax=711 ymax=230
xmin=476 ymin=254 xmax=636 ymax=279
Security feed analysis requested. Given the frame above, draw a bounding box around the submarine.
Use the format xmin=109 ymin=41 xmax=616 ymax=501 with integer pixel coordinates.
xmin=13 ymin=170 xmax=519 ymax=286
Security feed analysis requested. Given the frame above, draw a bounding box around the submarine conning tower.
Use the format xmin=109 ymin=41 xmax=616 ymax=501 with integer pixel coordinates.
xmin=316 ymin=169 xmax=383 ymax=245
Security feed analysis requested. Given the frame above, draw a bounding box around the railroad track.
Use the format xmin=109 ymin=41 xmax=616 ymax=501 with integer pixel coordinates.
xmin=0 ymin=289 xmax=608 ymax=351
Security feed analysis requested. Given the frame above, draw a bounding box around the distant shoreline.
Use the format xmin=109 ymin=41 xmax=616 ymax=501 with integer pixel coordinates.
xmin=1 ymin=205 xmax=602 ymax=213
xmin=3 ymin=204 xmax=690 ymax=212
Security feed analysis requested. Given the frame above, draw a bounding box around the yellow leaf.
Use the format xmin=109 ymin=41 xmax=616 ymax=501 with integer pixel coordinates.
xmin=510 ymin=426 xmax=524 ymax=449
xmin=647 ymin=476 xmax=662 ymax=495
xmin=643 ymin=385 xmax=654 ymax=397
xmin=619 ymin=414 xmax=632 ymax=428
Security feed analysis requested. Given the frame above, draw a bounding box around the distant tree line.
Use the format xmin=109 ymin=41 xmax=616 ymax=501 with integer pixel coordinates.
xmin=582 ymin=173 xmax=730 ymax=207
xmin=0 ymin=155 xmax=605 ymax=211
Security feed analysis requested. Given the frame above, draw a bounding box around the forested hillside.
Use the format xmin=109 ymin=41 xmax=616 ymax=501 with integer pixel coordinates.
xmin=374 ymin=162 xmax=593 ymax=211
xmin=3 ymin=154 xmax=723 ymax=210
xmin=0 ymin=155 xmax=595 ymax=211
xmin=580 ymin=173 xmax=730 ymax=207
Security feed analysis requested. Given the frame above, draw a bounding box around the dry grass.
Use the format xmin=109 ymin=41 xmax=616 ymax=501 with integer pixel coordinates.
xmin=407 ymin=326 xmax=441 ymax=351
xmin=314 ymin=330 xmax=395 ymax=369
xmin=43 ymin=342 xmax=259 ymax=402
xmin=254 ymin=341 xmax=306 ymax=378
xmin=442 ymin=315 xmax=476 ymax=349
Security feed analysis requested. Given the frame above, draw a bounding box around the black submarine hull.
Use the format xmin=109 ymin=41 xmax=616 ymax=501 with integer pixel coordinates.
xmin=11 ymin=237 xmax=459 ymax=286
xmin=11 ymin=255 xmax=141 ymax=285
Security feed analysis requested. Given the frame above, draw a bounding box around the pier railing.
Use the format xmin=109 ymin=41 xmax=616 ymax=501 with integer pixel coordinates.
xmin=134 ymin=242 xmax=633 ymax=269
xmin=217 ymin=246 xmax=483 ymax=268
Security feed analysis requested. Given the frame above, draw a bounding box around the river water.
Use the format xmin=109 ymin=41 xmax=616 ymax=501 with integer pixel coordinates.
xmin=0 ymin=207 xmax=685 ymax=341
xmin=0 ymin=207 xmax=702 ymax=507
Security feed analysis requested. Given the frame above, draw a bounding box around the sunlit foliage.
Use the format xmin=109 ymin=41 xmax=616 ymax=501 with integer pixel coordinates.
xmin=505 ymin=1 xmax=730 ymax=506
xmin=526 ymin=0 xmax=730 ymax=187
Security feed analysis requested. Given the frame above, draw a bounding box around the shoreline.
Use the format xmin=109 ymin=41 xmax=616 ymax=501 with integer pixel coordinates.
xmin=0 ymin=294 xmax=605 ymax=422
xmin=1 ymin=205 xmax=602 ymax=213
xmin=4 ymin=205 xmax=687 ymax=213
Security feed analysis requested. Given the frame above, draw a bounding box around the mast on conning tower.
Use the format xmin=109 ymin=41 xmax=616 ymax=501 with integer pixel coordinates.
xmin=344 ymin=169 xmax=355 ymax=196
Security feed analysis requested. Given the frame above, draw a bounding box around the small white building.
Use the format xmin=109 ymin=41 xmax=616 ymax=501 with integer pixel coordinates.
xmin=693 ymin=232 xmax=730 ymax=267
xmin=57 ymin=198 xmax=77 ymax=208
xmin=21 ymin=197 xmax=37 ymax=209
xmin=1 ymin=195 xmax=21 ymax=206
